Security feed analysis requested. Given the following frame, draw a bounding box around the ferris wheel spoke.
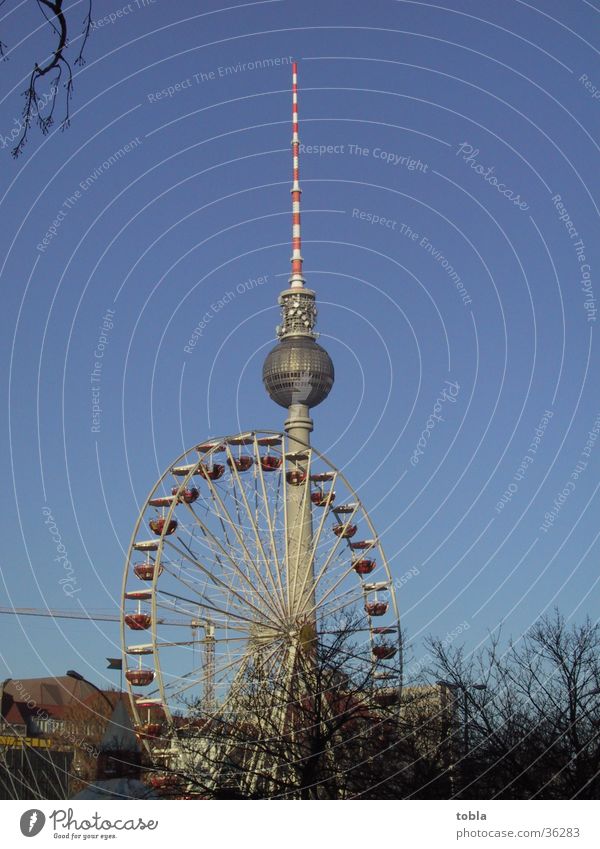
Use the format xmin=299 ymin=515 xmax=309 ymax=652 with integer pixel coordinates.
xmin=151 ymin=635 xmax=248 ymax=649
xmin=225 ymin=443 xmax=287 ymax=618
xmin=205 ymin=655 xmax=253 ymax=723
xmin=192 ymin=474 xmax=284 ymax=615
xmin=162 ymin=630 xmax=284 ymax=705
xmin=179 ymin=502 xmax=248 ymax=580
xmin=155 ymin=588 xmax=261 ymax=630
xmin=254 ymin=640 xmax=289 ymax=689
xmin=297 ymin=504 xmax=361 ymax=618
xmin=156 ymin=591 xmax=254 ymax=633
xmin=162 ymin=645 xmax=251 ymax=703
xmin=264 ymin=643 xmax=290 ymax=695
xmin=317 ymin=585 xmax=368 ymax=619
xmin=162 ymin=537 xmax=282 ymax=632
xmin=294 ymin=468 xmax=340 ymax=617
xmin=155 ymin=571 xmax=267 ymax=629
xmin=254 ymin=438 xmax=288 ymax=614
xmin=200 ymin=464 xmax=273 ymax=583
xmin=241 ymin=641 xmax=294 ymax=798
xmin=280 ymin=452 xmax=292 ymax=610
xmin=208 ymin=642 xmax=285 ymax=791
xmin=156 ymin=577 xmax=257 ymax=630
xmin=265 ymin=643 xmax=300 ymax=791
xmin=210 ymin=638 xmax=284 ymax=726
xmin=248 ymin=641 xmax=287 ymax=695
xmin=169 ymin=524 xmax=236 ymax=592
xmin=287 ymin=447 xmax=315 ymax=614
xmin=156 ymin=557 xmax=218 ymax=604
xmin=212 ymin=646 xmax=258 ymax=687
xmin=270 ymin=470 xmax=284 ymax=539
xmin=190 ymin=473 xmax=239 ymax=555
xmin=301 ymin=561 xmax=361 ymax=622
xmin=239 ymin=642 xmax=296 ymax=799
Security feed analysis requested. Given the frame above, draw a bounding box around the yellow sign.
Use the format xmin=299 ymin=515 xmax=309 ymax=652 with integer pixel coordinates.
xmin=0 ymin=735 xmax=51 ymax=748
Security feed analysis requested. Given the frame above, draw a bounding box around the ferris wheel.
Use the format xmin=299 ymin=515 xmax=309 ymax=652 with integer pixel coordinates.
xmin=120 ymin=430 xmax=402 ymax=751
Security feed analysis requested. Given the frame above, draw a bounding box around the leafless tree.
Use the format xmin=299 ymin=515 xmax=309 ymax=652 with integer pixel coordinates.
xmin=425 ymin=610 xmax=600 ymax=799
xmin=1 ymin=0 xmax=93 ymax=156
xmin=131 ymin=609 xmax=600 ymax=800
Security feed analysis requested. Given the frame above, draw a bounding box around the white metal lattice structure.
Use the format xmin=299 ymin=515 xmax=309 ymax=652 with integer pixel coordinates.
xmin=120 ymin=430 xmax=402 ymax=752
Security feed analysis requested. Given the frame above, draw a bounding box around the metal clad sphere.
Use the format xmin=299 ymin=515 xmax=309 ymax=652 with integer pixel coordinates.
xmin=262 ymin=337 xmax=334 ymax=408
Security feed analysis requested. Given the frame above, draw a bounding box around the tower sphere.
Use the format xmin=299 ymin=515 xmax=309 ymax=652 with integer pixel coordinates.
xmin=262 ymin=336 xmax=334 ymax=409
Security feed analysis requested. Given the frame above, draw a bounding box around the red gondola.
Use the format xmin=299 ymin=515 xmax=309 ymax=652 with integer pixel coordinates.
xmin=372 ymin=644 xmax=397 ymax=660
xmin=286 ymin=470 xmax=307 ymax=486
xmin=197 ymin=441 xmax=224 ymax=453
xmin=133 ymin=540 xmax=159 ymax=552
xmin=311 ymin=489 xmax=335 ymax=506
xmin=260 ymin=455 xmax=282 ymax=472
xmin=227 ymin=455 xmax=254 ymax=472
xmin=197 ymin=463 xmax=225 ymax=481
xmin=126 ymin=669 xmax=155 ymax=686
xmin=257 ymin=436 xmax=282 ymax=447
xmin=310 ymin=472 xmax=335 ymax=482
xmin=124 ymin=590 xmax=152 ymax=601
xmin=135 ymin=722 xmax=162 ymax=739
xmin=149 ymin=517 xmax=178 ymax=536
xmin=135 ymin=698 xmax=162 ymax=709
xmin=124 ymin=613 xmax=151 ymax=631
xmin=149 ymin=495 xmax=175 ymax=507
xmin=133 ymin=562 xmax=163 ymax=581
xmin=333 ymin=523 xmax=357 ymax=539
xmin=353 ymin=559 xmax=376 ymax=575
xmin=227 ymin=435 xmax=255 ymax=447
xmin=171 ymin=486 xmax=199 ymax=504
xmin=365 ymin=601 xmax=388 ymax=617
xmin=350 ymin=539 xmax=376 ymax=550
xmin=150 ymin=774 xmax=179 ymax=789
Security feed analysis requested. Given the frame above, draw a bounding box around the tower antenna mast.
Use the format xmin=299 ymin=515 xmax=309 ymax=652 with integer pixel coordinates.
xmin=290 ymin=61 xmax=304 ymax=289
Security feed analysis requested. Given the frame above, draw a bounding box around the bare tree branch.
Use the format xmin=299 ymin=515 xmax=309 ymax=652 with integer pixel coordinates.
xmin=4 ymin=0 xmax=93 ymax=157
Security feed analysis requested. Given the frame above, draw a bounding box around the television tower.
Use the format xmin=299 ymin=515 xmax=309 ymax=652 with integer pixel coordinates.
xmin=120 ymin=65 xmax=402 ymax=761
xmin=262 ymin=62 xmax=335 ymax=620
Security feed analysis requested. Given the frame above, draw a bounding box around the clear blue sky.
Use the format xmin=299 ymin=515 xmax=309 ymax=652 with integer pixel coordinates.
xmin=1 ymin=0 xmax=599 ymax=688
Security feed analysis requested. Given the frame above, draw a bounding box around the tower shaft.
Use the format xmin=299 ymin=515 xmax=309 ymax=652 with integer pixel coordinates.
xmin=285 ymin=404 xmax=315 ymax=619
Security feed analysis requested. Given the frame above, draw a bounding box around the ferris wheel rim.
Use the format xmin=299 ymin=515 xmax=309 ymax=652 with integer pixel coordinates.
xmin=121 ymin=429 xmax=402 ymax=753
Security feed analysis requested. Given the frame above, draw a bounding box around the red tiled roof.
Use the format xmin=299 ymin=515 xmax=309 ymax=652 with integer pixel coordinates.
xmin=3 ymin=699 xmax=29 ymax=726
xmin=1 ymin=676 xmax=125 ymax=724
xmin=3 ymin=676 xmax=99 ymax=708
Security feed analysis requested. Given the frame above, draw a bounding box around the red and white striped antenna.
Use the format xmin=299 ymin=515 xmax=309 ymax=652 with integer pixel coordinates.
xmin=290 ymin=61 xmax=304 ymax=289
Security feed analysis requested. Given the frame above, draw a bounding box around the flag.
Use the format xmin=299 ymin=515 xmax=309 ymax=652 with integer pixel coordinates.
xmin=106 ymin=658 xmax=122 ymax=670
